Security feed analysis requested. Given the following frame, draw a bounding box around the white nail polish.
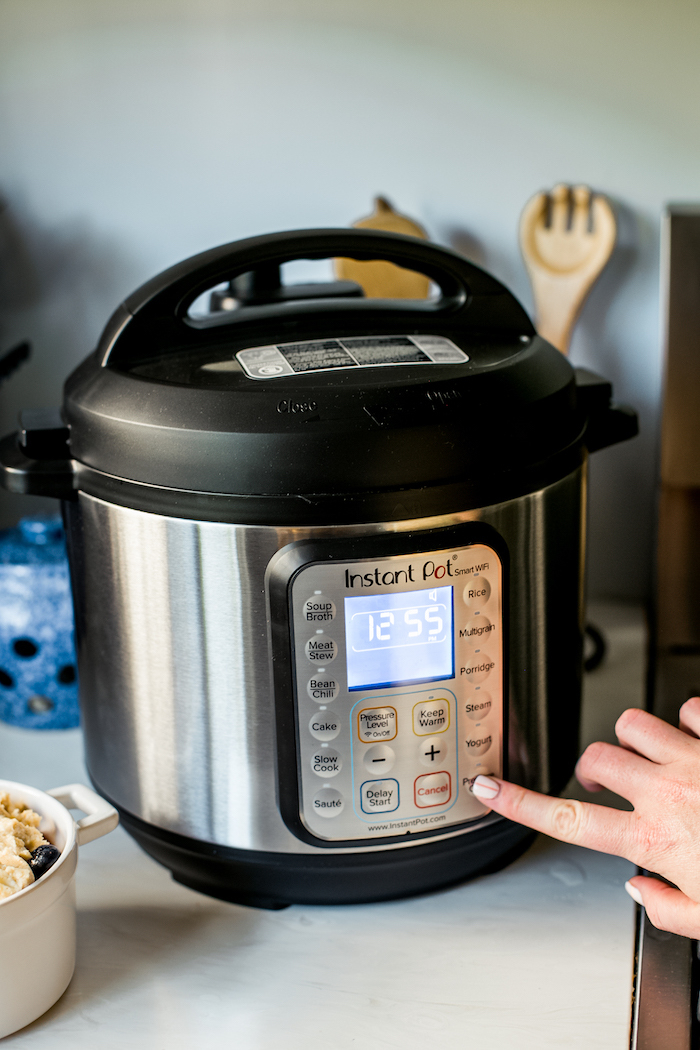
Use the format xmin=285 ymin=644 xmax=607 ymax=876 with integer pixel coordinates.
xmin=624 ymin=881 xmax=644 ymax=906
xmin=472 ymin=775 xmax=500 ymax=800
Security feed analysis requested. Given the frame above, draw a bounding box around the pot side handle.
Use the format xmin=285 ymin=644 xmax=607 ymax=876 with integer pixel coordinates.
xmin=47 ymin=783 xmax=119 ymax=846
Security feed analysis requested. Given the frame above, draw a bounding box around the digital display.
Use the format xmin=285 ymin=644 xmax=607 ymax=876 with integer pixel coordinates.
xmin=344 ymin=586 xmax=454 ymax=691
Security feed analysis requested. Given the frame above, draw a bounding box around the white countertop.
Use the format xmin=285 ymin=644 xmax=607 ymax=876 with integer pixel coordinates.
xmin=1 ymin=602 xmax=643 ymax=1049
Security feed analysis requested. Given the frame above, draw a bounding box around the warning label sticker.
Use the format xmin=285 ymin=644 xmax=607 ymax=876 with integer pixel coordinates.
xmin=236 ymin=335 xmax=468 ymax=380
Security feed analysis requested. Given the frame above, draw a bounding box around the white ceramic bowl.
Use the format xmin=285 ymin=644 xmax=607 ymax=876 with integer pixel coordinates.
xmin=0 ymin=780 xmax=118 ymax=1039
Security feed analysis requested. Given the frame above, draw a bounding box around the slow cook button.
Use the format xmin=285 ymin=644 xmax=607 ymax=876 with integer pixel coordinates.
xmin=357 ymin=706 xmax=397 ymax=742
xmin=308 ymin=713 xmax=340 ymax=741
xmin=305 ymin=635 xmax=338 ymax=663
xmin=462 ymin=577 xmax=491 ymax=608
xmin=414 ymin=771 xmax=451 ymax=809
xmin=312 ymin=787 xmax=345 ymax=817
xmin=307 ymin=676 xmax=340 ymax=703
xmin=360 ymin=779 xmax=399 ymax=814
xmin=302 ymin=596 xmax=336 ymax=624
xmin=310 ymin=747 xmax=342 ymax=777
xmin=464 ymin=732 xmax=493 ymax=757
xmin=459 ymin=654 xmax=495 ymax=684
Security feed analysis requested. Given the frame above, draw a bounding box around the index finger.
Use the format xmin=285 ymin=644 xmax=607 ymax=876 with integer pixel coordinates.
xmin=472 ymin=775 xmax=633 ymax=856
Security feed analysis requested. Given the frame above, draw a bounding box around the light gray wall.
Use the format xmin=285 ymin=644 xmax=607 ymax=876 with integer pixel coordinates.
xmin=1 ymin=0 xmax=699 ymax=599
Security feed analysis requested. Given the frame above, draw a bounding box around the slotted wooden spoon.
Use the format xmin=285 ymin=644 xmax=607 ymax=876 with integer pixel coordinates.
xmin=519 ymin=184 xmax=616 ymax=354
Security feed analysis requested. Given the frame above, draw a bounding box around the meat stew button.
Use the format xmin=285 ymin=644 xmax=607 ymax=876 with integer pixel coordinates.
xmin=305 ymin=635 xmax=338 ymax=663
xmin=414 ymin=771 xmax=451 ymax=808
xmin=312 ymin=787 xmax=344 ymax=818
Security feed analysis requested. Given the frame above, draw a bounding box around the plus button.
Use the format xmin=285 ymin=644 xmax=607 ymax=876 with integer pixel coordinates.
xmin=424 ymin=744 xmax=440 ymax=762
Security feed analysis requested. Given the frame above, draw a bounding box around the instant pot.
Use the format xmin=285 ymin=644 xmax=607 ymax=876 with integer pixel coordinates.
xmin=0 ymin=229 xmax=637 ymax=908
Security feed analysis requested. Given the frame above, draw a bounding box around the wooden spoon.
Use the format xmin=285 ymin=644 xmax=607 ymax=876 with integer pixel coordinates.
xmin=519 ymin=184 xmax=616 ymax=354
xmin=334 ymin=196 xmax=431 ymax=299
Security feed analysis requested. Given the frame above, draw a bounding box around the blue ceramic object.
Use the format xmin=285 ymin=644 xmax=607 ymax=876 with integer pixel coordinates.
xmin=0 ymin=515 xmax=79 ymax=729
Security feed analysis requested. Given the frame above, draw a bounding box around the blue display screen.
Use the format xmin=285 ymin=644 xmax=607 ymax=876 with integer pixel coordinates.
xmin=344 ymin=586 xmax=454 ymax=691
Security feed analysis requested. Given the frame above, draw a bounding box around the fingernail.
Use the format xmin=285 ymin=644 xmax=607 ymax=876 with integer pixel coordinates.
xmin=472 ymin=775 xmax=501 ymax=800
xmin=625 ymin=881 xmax=644 ymax=906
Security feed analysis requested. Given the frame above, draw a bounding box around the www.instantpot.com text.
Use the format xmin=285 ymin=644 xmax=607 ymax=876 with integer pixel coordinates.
xmin=367 ymin=814 xmax=447 ymax=833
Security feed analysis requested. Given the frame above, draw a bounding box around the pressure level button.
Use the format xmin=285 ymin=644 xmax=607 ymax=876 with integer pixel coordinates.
xmin=307 ymin=676 xmax=340 ymax=702
xmin=305 ymin=635 xmax=338 ymax=663
xmin=310 ymin=747 xmax=342 ymax=777
xmin=302 ymin=596 xmax=336 ymax=623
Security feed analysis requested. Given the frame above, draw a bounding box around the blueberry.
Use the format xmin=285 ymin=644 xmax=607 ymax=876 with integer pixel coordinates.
xmin=29 ymin=844 xmax=61 ymax=879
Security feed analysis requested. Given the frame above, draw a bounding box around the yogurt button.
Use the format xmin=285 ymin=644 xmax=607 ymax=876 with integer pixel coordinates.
xmin=307 ymin=676 xmax=340 ymax=703
xmin=305 ymin=636 xmax=338 ymax=663
xmin=462 ymin=577 xmax=491 ymax=608
xmin=308 ymin=713 xmax=341 ymax=741
xmin=310 ymin=747 xmax=342 ymax=777
xmin=464 ymin=732 xmax=493 ymax=757
xmin=312 ymin=787 xmax=345 ymax=818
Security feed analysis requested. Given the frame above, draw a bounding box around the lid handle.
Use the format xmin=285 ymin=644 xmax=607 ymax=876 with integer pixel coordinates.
xmin=98 ymin=228 xmax=534 ymax=367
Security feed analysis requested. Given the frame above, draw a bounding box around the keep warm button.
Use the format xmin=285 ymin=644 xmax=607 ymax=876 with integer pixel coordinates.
xmin=414 ymin=771 xmax=451 ymax=809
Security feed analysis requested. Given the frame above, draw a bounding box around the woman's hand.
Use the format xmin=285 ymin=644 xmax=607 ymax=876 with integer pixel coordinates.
xmin=472 ymin=697 xmax=700 ymax=937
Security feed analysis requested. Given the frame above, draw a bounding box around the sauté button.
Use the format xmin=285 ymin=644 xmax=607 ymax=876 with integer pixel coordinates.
xmin=305 ymin=635 xmax=338 ymax=663
xmin=418 ymin=735 xmax=449 ymax=767
xmin=412 ymin=697 xmax=450 ymax=736
xmin=414 ymin=771 xmax=451 ymax=808
xmin=312 ymin=787 xmax=345 ymax=817
xmin=462 ymin=577 xmax=491 ymax=608
xmin=464 ymin=732 xmax=493 ymax=757
xmin=302 ymin=596 xmax=336 ymax=624
xmin=310 ymin=747 xmax=342 ymax=777
xmin=363 ymin=744 xmax=396 ymax=774
xmin=307 ymin=676 xmax=340 ymax=703
xmin=460 ymin=616 xmax=495 ymax=647
xmin=357 ymin=706 xmax=397 ymax=742
xmin=360 ymin=779 xmax=399 ymax=814
xmin=464 ymin=692 xmax=493 ymax=721
xmin=459 ymin=654 xmax=495 ymax=684
xmin=308 ymin=712 xmax=340 ymax=741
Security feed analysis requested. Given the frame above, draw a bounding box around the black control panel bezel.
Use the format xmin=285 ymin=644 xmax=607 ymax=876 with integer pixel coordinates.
xmin=267 ymin=523 xmax=510 ymax=849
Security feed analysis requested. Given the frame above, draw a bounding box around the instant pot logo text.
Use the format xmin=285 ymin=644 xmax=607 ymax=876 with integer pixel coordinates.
xmin=344 ymin=559 xmax=458 ymax=588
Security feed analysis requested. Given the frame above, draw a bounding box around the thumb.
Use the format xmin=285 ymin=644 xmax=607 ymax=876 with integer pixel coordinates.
xmin=626 ymin=876 xmax=700 ymax=939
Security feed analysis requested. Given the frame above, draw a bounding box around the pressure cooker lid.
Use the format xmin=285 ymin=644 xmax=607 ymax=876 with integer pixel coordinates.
xmin=59 ymin=228 xmax=592 ymax=522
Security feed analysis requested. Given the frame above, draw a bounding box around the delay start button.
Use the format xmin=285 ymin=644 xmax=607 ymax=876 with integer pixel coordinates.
xmin=312 ymin=787 xmax=344 ymax=818
xmin=310 ymin=747 xmax=342 ymax=777
xmin=414 ymin=771 xmax=451 ymax=808
xmin=302 ymin=596 xmax=336 ymax=623
xmin=360 ymin=779 xmax=399 ymax=814
xmin=305 ymin=636 xmax=338 ymax=663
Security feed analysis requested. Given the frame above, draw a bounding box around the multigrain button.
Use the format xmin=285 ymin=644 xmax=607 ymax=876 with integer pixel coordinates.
xmin=459 ymin=654 xmax=495 ymax=684
xmin=308 ymin=712 xmax=340 ymax=741
xmin=307 ymin=676 xmax=340 ymax=703
xmin=302 ymin=596 xmax=336 ymax=623
xmin=305 ymin=635 xmax=338 ymax=663
xmin=360 ymin=778 xmax=399 ymax=814
xmin=310 ymin=747 xmax=342 ymax=777
xmin=462 ymin=577 xmax=491 ymax=608
xmin=357 ymin=706 xmax=397 ymax=742
xmin=418 ymin=735 xmax=448 ymax=768
xmin=460 ymin=616 xmax=495 ymax=647
xmin=312 ymin=787 xmax=345 ymax=817
xmin=363 ymin=744 xmax=396 ymax=774
xmin=412 ymin=697 xmax=450 ymax=736
xmin=414 ymin=771 xmax=451 ymax=808
xmin=464 ymin=692 xmax=493 ymax=721
xmin=464 ymin=732 xmax=493 ymax=757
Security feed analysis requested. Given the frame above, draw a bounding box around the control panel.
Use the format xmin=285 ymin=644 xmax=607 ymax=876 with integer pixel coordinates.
xmin=287 ymin=542 xmax=504 ymax=842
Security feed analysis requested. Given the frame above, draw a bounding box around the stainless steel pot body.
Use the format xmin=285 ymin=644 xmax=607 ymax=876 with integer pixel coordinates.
xmin=64 ymin=462 xmax=586 ymax=857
